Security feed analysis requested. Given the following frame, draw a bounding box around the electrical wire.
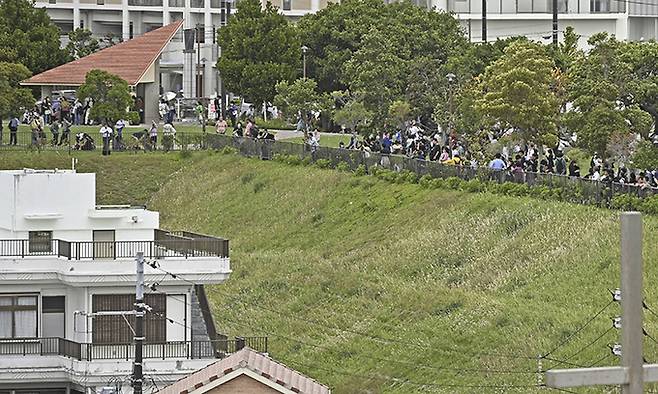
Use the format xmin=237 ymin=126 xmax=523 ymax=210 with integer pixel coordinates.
xmin=560 ymin=326 xmax=615 ymax=363
xmin=543 ymin=299 xmax=615 ymax=358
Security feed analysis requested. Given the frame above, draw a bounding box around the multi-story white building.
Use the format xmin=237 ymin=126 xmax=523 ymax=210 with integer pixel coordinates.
xmin=267 ymin=0 xmax=658 ymax=46
xmin=0 ymin=169 xmax=266 ymax=394
xmin=38 ymin=0 xmax=230 ymax=98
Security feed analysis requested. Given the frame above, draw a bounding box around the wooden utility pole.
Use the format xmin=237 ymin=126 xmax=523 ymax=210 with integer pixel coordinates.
xmin=546 ymin=212 xmax=651 ymax=393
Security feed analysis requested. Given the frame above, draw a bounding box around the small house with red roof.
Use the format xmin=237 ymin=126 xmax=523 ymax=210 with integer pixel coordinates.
xmin=22 ymin=20 xmax=184 ymax=124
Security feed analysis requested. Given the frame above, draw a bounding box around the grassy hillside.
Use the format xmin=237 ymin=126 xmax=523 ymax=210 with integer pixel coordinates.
xmin=2 ymin=151 xmax=656 ymax=392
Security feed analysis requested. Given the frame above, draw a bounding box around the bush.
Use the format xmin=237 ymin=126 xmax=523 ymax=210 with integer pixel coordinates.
xmin=354 ymin=165 xmax=367 ymax=176
xmin=336 ymin=162 xmax=350 ymax=172
xmin=301 ymin=156 xmax=312 ymax=166
xmin=399 ymin=170 xmax=418 ymax=184
xmin=444 ymin=177 xmax=463 ymax=190
xmin=315 ymin=159 xmax=332 ymax=169
xmin=611 ymin=194 xmax=642 ymax=211
xmin=640 ymin=195 xmax=658 ymax=215
xmin=127 ymin=111 xmax=140 ymax=125
xmin=462 ymin=179 xmax=484 ymax=193
xmin=419 ymin=174 xmax=433 ymax=188
xmin=255 ymin=117 xmax=295 ymax=130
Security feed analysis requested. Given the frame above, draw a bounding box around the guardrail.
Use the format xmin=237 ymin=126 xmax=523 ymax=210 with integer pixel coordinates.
xmin=0 ymin=337 xmax=267 ymax=361
xmin=0 ymin=230 xmax=228 ymax=259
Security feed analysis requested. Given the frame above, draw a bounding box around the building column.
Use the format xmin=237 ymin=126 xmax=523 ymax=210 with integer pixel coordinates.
xmin=163 ymin=0 xmax=171 ymax=25
xmin=182 ymin=0 xmax=194 ymax=97
xmin=616 ymin=14 xmax=629 ymax=41
xmin=122 ymin=0 xmax=130 ymax=41
xmin=203 ymin=0 xmax=214 ymax=98
xmin=73 ymin=0 xmax=80 ymax=30
xmin=143 ymin=61 xmax=161 ymax=125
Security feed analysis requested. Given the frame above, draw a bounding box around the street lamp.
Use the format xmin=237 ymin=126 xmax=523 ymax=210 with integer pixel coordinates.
xmin=301 ymin=45 xmax=309 ymax=79
xmin=445 ymin=73 xmax=457 ymax=145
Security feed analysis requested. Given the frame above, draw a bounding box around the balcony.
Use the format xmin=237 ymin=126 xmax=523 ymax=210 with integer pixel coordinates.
xmin=128 ymin=0 xmax=163 ymax=5
xmin=0 ymin=229 xmax=229 ymax=260
xmin=0 ymin=337 xmax=268 ymax=361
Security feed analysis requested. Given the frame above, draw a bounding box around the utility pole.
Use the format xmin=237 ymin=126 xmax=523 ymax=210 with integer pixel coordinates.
xmin=301 ymin=45 xmax=309 ymax=79
xmin=196 ymin=26 xmax=201 ymax=98
xmin=481 ymin=0 xmax=487 ymax=43
xmin=133 ymin=252 xmax=145 ymax=394
xmin=552 ymin=0 xmax=558 ymax=46
xmin=546 ymin=212 xmax=651 ymax=393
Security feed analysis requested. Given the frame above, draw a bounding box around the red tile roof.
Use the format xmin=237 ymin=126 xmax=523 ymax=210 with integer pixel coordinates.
xmin=22 ymin=20 xmax=183 ymax=87
xmin=156 ymin=347 xmax=331 ymax=394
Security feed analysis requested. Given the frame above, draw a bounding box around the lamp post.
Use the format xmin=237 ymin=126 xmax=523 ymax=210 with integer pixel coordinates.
xmin=445 ymin=72 xmax=457 ymax=146
xmin=301 ymin=45 xmax=309 ymax=79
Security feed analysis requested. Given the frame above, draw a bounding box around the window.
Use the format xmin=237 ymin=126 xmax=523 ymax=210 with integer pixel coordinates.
xmin=0 ymin=295 xmax=38 ymax=338
xmin=42 ymin=296 xmax=65 ymax=338
xmin=590 ymin=0 xmax=609 ymax=12
xmin=92 ymin=294 xmax=166 ymax=344
xmin=283 ymin=0 xmax=291 ymax=10
xmin=28 ymin=231 xmax=52 ymax=254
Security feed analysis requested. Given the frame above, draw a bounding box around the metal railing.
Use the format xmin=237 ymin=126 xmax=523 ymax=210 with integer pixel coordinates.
xmin=0 ymin=230 xmax=228 ymax=259
xmin=204 ymin=134 xmax=658 ymax=208
xmin=0 ymin=337 xmax=267 ymax=361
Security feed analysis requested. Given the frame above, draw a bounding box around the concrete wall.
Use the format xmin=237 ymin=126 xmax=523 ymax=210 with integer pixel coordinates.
xmin=0 ymin=169 xmax=159 ymax=240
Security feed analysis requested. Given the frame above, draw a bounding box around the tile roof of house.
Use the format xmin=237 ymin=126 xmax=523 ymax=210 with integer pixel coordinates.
xmin=156 ymin=347 xmax=331 ymax=394
xmin=22 ymin=20 xmax=183 ymax=87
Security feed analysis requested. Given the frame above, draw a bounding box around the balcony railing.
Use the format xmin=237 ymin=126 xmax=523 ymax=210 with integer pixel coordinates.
xmin=0 ymin=230 xmax=229 ymax=259
xmin=0 ymin=337 xmax=267 ymax=361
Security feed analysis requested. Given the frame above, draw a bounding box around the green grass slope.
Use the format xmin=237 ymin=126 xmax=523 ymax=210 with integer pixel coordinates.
xmin=2 ymin=151 xmax=656 ymax=393
xmin=147 ymin=153 xmax=658 ymax=393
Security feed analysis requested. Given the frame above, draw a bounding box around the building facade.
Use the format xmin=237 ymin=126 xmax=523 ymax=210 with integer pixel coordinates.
xmin=38 ymin=0 xmax=230 ymax=98
xmin=0 ymin=169 xmax=266 ymax=393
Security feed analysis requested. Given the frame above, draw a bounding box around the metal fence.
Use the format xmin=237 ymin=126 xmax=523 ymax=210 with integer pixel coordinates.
xmin=0 ymin=337 xmax=267 ymax=361
xmin=204 ymin=134 xmax=658 ymax=208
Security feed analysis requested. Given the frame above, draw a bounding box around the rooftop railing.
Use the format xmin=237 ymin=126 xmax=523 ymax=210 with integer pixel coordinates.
xmin=0 ymin=229 xmax=229 ymax=259
xmin=0 ymin=336 xmax=267 ymax=361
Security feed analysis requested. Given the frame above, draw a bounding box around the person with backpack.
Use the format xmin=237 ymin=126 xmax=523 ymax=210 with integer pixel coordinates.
xmin=30 ymin=113 xmax=43 ymax=146
xmin=555 ymin=151 xmax=567 ymax=175
xmin=8 ymin=116 xmax=19 ymax=145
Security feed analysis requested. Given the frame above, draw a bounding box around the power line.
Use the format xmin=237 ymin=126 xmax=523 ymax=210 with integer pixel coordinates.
xmin=560 ymin=326 xmax=615 ymax=363
xmin=543 ymin=299 xmax=615 ymax=358
xmin=147 ymin=285 xmax=539 ymax=376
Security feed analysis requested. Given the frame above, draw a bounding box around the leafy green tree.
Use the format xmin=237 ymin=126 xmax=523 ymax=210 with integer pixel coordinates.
xmin=476 ymin=41 xmax=560 ymax=144
xmin=217 ymin=0 xmax=300 ymax=108
xmin=77 ymin=69 xmax=132 ymax=124
xmin=274 ymin=78 xmax=329 ymax=133
xmin=332 ymin=99 xmax=372 ymax=134
xmin=632 ymin=140 xmax=658 ymax=169
xmin=66 ymin=28 xmax=100 ymax=59
xmin=0 ymin=61 xmax=34 ymax=118
xmin=0 ymin=0 xmax=68 ymax=74
xmin=388 ymin=100 xmax=411 ymax=129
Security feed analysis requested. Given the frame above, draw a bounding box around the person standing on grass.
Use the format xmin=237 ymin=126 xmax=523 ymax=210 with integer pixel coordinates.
xmin=8 ymin=115 xmax=19 ymax=145
xmin=149 ymin=120 xmax=158 ymax=149
xmin=50 ymin=119 xmax=60 ymax=146
xmin=195 ymin=102 xmax=205 ymax=126
xmin=59 ymin=118 xmax=71 ymax=146
xmin=215 ymin=117 xmax=228 ymax=134
xmin=115 ymin=118 xmax=125 ymax=142
xmin=100 ymin=122 xmax=113 ymax=156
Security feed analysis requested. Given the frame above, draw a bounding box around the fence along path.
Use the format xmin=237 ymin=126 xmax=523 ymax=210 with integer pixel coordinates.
xmin=204 ymin=134 xmax=656 ymax=208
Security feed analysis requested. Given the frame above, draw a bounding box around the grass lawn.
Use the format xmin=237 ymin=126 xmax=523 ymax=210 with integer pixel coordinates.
xmin=0 ymin=150 xmax=642 ymax=392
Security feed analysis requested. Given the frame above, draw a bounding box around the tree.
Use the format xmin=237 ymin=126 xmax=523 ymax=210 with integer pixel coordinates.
xmin=388 ymin=100 xmax=411 ymax=129
xmin=0 ymin=0 xmax=68 ymax=74
xmin=217 ymin=0 xmax=300 ymax=108
xmin=274 ymin=78 xmax=329 ymax=133
xmin=333 ymin=99 xmax=373 ymax=134
xmin=476 ymin=41 xmax=560 ymax=144
xmin=66 ymin=28 xmax=100 ymax=59
xmin=77 ymin=69 xmax=132 ymax=124
xmin=0 ymin=62 xmax=34 ymax=118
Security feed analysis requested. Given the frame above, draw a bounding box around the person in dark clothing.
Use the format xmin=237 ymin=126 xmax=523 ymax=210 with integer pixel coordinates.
xmin=568 ymin=160 xmax=580 ymax=177
xmin=8 ymin=116 xmax=19 ymax=145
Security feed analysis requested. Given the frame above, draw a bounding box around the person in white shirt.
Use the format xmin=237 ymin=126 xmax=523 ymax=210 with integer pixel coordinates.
xmin=99 ymin=123 xmax=113 ymax=156
xmin=115 ymin=119 xmax=125 ymax=141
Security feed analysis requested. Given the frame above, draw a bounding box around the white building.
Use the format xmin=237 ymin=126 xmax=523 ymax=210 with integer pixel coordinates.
xmin=0 ymin=169 xmax=266 ymax=394
xmin=38 ymin=0 xmax=230 ymax=98
xmin=266 ymin=0 xmax=658 ymax=46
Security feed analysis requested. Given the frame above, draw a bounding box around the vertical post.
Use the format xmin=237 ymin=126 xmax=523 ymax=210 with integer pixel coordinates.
xmin=133 ymin=252 xmax=145 ymax=394
xmin=552 ymin=0 xmax=558 ymax=45
xmin=481 ymin=0 xmax=487 ymax=43
xmin=621 ymin=212 xmax=643 ymax=394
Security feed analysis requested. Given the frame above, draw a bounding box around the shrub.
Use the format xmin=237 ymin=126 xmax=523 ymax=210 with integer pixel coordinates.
xmin=430 ymin=178 xmax=445 ymax=189
xmin=462 ymin=179 xmax=484 ymax=193
xmin=419 ymin=174 xmax=433 ymax=188
xmin=301 ymin=156 xmax=312 ymax=166
xmin=336 ymin=161 xmax=351 ymax=172
xmin=640 ymin=195 xmax=658 ymax=215
xmin=611 ymin=194 xmax=642 ymax=211
xmin=315 ymin=159 xmax=332 ymax=169
xmin=354 ymin=165 xmax=367 ymax=176
xmin=399 ymin=170 xmax=418 ymax=184
xmin=444 ymin=177 xmax=463 ymax=190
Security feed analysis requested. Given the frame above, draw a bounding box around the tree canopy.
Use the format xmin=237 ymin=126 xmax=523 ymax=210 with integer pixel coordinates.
xmin=77 ymin=69 xmax=132 ymax=125
xmin=274 ymin=78 xmax=329 ymax=132
xmin=0 ymin=61 xmax=33 ymax=118
xmin=0 ymin=0 xmax=68 ymax=74
xmin=217 ymin=0 xmax=300 ymax=107
xmin=66 ymin=28 xmax=100 ymax=60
